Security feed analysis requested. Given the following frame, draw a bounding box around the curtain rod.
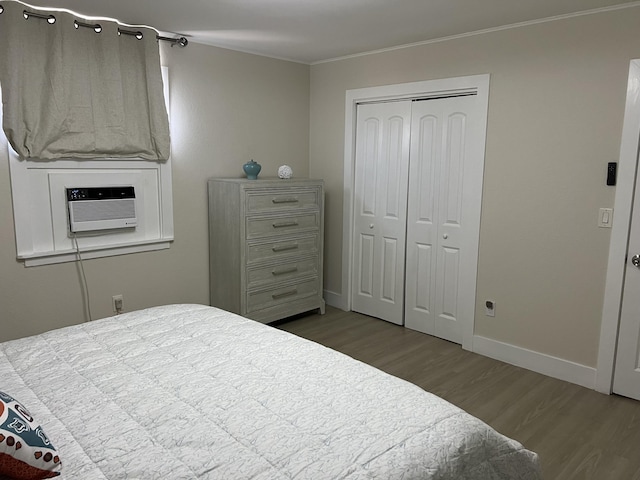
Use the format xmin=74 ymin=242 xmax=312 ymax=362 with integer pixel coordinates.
xmin=21 ymin=9 xmax=189 ymax=47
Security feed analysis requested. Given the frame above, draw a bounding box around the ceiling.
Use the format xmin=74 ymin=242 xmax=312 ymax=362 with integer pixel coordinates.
xmin=17 ymin=0 xmax=640 ymax=64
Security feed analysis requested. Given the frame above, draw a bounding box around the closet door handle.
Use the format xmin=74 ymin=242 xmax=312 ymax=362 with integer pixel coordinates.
xmin=272 ymin=288 xmax=298 ymax=299
xmin=272 ymin=221 xmax=299 ymax=228
xmin=272 ymin=267 xmax=298 ymax=276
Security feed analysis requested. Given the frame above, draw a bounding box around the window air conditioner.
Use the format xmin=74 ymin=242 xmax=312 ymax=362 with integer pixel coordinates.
xmin=66 ymin=186 xmax=137 ymax=233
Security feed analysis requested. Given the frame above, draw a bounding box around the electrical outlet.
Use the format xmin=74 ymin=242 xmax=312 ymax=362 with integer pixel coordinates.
xmin=485 ymin=299 xmax=495 ymax=317
xmin=112 ymin=294 xmax=123 ymax=314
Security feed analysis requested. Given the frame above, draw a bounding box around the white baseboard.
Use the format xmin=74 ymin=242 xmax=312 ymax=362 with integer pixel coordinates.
xmin=323 ymin=290 xmax=347 ymax=310
xmin=319 ymin=296 xmax=598 ymax=390
xmin=472 ymin=336 xmax=597 ymax=390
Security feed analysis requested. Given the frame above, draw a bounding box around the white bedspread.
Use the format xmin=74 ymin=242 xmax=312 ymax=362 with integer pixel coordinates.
xmin=0 ymin=304 xmax=541 ymax=479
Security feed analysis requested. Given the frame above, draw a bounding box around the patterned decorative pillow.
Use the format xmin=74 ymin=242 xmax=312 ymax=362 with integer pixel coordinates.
xmin=0 ymin=391 xmax=61 ymax=479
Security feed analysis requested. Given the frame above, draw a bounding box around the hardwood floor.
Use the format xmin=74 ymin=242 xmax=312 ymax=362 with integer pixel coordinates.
xmin=276 ymin=307 xmax=640 ymax=480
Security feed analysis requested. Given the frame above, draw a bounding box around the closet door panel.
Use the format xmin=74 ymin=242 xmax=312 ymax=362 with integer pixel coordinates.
xmin=356 ymin=233 xmax=375 ymax=297
xmin=434 ymin=105 xmax=469 ymax=342
xmin=381 ymin=237 xmax=399 ymax=302
xmin=352 ymin=101 xmax=411 ymax=325
xmin=361 ymin=119 xmax=379 ymax=216
xmin=384 ymin=116 xmax=406 ymax=220
xmin=441 ymin=113 xmax=466 ymax=227
xmin=405 ymin=110 xmax=439 ymax=333
xmin=416 ymin=115 xmax=437 ymax=224
xmin=413 ymin=243 xmax=433 ymax=313
xmin=435 ymin=246 xmax=461 ymax=343
xmin=406 ymin=95 xmax=481 ymax=344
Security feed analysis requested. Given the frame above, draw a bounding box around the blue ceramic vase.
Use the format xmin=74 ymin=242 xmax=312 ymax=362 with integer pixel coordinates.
xmin=243 ymin=159 xmax=262 ymax=180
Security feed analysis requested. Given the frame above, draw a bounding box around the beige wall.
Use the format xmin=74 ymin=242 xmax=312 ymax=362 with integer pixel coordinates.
xmin=309 ymin=8 xmax=640 ymax=368
xmin=0 ymin=42 xmax=309 ymax=341
xmin=3 ymin=7 xmax=638 ymax=370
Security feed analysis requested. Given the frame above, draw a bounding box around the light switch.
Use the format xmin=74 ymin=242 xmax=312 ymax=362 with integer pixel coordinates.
xmin=598 ymin=208 xmax=613 ymax=228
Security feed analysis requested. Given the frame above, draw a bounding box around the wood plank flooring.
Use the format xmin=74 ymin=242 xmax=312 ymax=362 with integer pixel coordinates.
xmin=276 ymin=307 xmax=640 ymax=480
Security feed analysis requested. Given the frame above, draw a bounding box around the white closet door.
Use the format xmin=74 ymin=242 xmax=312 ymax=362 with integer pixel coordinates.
xmin=613 ymin=162 xmax=640 ymax=400
xmin=405 ymin=95 xmax=484 ymax=344
xmin=351 ymin=101 xmax=411 ymax=324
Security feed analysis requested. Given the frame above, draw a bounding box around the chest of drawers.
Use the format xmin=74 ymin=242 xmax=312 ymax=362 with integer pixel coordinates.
xmin=208 ymin=178 xmax=325 ymax=323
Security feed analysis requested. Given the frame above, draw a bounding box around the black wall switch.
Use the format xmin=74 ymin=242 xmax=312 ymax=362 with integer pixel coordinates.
xmin=607 ymin=162 xmax=617 ymax=186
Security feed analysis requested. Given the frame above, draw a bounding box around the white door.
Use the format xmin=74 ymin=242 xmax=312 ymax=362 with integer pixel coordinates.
xmin=351 ymin=95 xmax=485 ymax=341
xmin=351 ymin=101 xmax=411 ymax=324
xmin=613 ymin=172 xmax=640 ymax=400
xmin=404 ymin=95 xmax=485 ymax=344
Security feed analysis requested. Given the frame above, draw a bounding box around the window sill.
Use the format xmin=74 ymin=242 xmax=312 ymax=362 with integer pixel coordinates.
xmin=19 ymin=239 xmax=174 ymax=267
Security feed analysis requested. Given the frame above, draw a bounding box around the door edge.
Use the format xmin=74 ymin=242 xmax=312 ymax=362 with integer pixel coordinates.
xmin=596 ymin=58 xmax=640 ymax=394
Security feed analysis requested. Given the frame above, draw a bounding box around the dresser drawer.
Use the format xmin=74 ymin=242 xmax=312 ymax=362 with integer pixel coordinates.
xmin=247 ymin=235 xmax=318 ymax=264
xmin=246 ymin=213 xmax=319 ymax=239
xmin=247 ymin=256 xmax=318 ymax=288
xmin=246 ymin=188 xmax=320 ymax=214
xmin=246 ymin=277 xmax=319 ymax=313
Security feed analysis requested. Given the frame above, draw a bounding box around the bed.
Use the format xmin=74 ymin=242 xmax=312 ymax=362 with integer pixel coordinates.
xmin=0 ymin=304 xmax=541 ymax=479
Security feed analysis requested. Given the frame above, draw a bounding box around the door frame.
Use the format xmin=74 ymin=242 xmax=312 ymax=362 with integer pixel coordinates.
xmin=341 ymin=74 xmax=490 ymax=351
xmin=597 ymin=59 xmax=640 ymax=393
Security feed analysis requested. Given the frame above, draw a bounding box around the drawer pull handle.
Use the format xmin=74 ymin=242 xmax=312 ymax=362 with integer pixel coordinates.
xmin=272 ymin=197 xmax=299 ymax=204
xmin=272 ymin=221 xmax=299 ymax=228
xmin=272 ymin=288 xmax=298 ymax=299
xmin=272 ymin=267 xmax=298 ymax=276
xmin=272 ymin=243 xmax=299 ymax=252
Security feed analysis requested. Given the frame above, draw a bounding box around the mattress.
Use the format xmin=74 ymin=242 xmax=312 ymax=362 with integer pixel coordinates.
xmin=0 ymin=304 xmax=541 ymax=479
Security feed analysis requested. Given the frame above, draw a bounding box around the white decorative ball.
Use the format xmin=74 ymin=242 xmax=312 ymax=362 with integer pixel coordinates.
xmin=278 ymin=165 xmax=293 ymax=179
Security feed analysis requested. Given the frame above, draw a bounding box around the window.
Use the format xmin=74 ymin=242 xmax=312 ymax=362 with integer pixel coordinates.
xmin=3 ymin=67 xmax=174 ymax=267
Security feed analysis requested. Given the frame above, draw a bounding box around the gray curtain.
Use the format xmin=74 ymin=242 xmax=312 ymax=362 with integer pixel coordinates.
xmin=0 ymin=1 xmax=170 ymax=160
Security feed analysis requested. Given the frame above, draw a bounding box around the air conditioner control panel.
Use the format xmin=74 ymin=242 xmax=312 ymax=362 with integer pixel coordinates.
xmin=66 ymin=186 xmax=135 ymax=202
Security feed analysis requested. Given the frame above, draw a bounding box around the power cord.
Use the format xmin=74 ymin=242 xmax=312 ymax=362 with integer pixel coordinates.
xmin=72 ymin=233 xmax=93 ymax=322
